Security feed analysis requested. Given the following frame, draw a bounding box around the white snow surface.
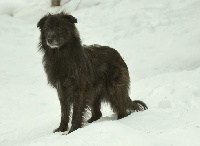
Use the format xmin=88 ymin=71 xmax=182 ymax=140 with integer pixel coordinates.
xmin=1 ymin=0 xmax=200 ymax=146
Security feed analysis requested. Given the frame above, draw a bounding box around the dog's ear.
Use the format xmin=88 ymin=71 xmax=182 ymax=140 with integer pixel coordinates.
xmin=64 ymin=15 xmax=77 ymax=24
xmin=37 ymin=15 xmax=48 ymax=29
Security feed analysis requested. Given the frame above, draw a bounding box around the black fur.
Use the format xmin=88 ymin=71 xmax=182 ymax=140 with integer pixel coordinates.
xmin=37 ymin=12 xmax=148 ymax=134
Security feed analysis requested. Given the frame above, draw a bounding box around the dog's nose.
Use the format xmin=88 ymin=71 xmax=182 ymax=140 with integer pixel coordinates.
xmin=47 ymin=38 xmax=59 ymax=46
xmin=47 ymin=38 xmax=53 ymax=44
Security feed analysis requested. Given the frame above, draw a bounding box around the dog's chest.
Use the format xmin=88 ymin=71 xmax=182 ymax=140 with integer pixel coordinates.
xmin=43 ymin=52 xmax=89 ymax=88
xmin=44 ymin=59 xmax=70 ymax=86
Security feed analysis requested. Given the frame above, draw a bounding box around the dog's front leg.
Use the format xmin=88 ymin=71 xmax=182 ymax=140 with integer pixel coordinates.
xmin=53 ymin=88 xmax=70 ymax=133
xmin=68 ymin=89 xmax=86 ymax=133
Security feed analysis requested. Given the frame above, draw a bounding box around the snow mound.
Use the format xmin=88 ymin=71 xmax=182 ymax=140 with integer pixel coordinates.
xmin=1 ymin=0 xmax=200 ymax=146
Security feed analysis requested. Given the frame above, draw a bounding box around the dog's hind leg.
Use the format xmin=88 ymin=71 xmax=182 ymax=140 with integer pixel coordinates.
xmin=109 ymin=90 xmax=130 ymax=120
xmin=88 ymin=97 xmax=102 ymax=123
xmin=107 ymin=68 xmax=131 ymax=119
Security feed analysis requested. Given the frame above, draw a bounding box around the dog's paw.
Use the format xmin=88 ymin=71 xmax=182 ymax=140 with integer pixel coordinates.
xmin=68 ymin=126 xmax=80 ymax=134
xmin=87 ymin=115 xmax=102 ymax=123
xmin=53 ymin=127 xmax=68 ymax=133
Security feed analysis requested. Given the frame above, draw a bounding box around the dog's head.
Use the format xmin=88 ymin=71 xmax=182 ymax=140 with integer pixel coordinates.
xmin=37 ymin=13 xmax=78 ymax=49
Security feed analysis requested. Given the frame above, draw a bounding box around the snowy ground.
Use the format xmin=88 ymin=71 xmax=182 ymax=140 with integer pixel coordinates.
xmin=1 ymin=0 xmax=200 ymax=146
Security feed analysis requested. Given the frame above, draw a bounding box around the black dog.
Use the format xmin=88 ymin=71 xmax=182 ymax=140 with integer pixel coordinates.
xmin=37 ymin=12 xmax=148 ymax=134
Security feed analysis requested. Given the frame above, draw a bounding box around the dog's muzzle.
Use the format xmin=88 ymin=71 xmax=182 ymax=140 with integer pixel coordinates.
xmin=46 ymin=38 xmax=59 ymax=49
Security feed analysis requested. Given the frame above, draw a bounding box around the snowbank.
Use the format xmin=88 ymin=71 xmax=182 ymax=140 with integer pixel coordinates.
xmin=0 ymin=0 xmax=200 ymax=146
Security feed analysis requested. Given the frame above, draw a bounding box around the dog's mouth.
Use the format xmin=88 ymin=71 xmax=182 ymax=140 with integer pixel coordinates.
xmin=46 ymin=39 xmax=60 ymax=49
xmin=47 ymin=42 xmax=60 ymax=49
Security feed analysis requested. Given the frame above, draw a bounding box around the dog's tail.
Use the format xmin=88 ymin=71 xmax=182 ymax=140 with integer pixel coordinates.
xmin=130 ymin=100 xmax=148 ymax=112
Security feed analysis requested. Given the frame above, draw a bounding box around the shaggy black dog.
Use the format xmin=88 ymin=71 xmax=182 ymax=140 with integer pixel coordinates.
xmin=37 ymin=12 xmax=148 ymax=134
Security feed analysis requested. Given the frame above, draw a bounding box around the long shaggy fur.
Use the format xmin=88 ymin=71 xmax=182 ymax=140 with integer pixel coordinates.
xmin=37 ymin=12 xmax=148 ymax=134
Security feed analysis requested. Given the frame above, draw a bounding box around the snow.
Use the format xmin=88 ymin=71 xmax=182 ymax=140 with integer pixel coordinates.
xmin=1 ymin=0 xmax=200 ymax=146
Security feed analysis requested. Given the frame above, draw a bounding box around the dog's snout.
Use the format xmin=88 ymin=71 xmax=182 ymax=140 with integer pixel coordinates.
xmin=46 ymin=36 xmax=60 ymax=48
xmin=46 ymin=31 xmax=63 ymax=48
xmin=47 ymin=37 xmax=59 ymax=45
